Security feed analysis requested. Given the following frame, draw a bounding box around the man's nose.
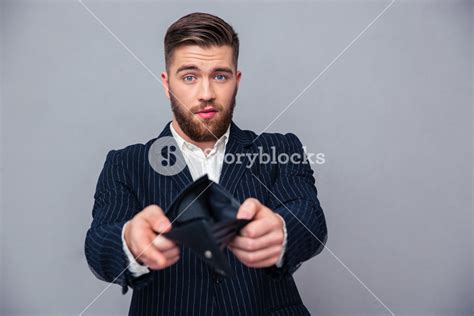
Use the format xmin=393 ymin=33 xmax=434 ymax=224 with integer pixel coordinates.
xmin=198 ymin=79 xmax=216 ymax=102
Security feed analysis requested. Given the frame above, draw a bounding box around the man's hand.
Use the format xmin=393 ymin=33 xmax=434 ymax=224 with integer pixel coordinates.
xmin=124 ymin=204 xmax=180 ymax=270
xmin=229 ymin=198 xmax=285 ymax=268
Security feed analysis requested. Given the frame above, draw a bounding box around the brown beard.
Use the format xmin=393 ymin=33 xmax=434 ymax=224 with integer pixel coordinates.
xmin=169 ymin=86 xmax=237 ymax=142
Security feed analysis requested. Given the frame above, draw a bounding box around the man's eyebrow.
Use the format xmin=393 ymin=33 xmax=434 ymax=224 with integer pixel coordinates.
xmin=175 ymin=65 xmax=199 ymax=74
xmin=213 ymin=67 xmax=234 ymax=75
xmin=175 ymin=64 xmax=234 ymax=75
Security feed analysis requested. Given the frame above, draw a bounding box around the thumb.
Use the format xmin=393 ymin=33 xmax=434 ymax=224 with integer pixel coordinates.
xmin=237 ymin=198 xmax=260 ymax=220
xmin=142 ymin=204 xmax=172 ymax=233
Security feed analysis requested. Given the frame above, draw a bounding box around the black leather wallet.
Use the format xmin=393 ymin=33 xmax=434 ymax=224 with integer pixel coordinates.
xmin=163 ymin=174 xmax=250 ymax=277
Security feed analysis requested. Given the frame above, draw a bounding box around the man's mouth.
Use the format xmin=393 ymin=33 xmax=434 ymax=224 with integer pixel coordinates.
xmin=195 ymin=106 xmax=218 ymax=119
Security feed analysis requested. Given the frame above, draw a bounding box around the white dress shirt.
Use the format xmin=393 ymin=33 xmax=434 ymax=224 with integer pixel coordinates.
xmin=122 ymin=122 xmax=287 ymax=277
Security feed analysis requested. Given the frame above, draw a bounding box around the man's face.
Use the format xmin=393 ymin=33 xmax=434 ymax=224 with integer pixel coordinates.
xmin=161 ymin=45 xmax=241 ymax=142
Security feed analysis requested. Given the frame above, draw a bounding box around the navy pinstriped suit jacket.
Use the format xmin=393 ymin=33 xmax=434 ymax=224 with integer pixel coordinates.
xmin=85 ymin=120 xmax=328 ymax=315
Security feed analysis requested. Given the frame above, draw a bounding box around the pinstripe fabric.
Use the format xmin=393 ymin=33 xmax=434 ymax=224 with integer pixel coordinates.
xmin=85 ymin=120 xmax=328 ymax=315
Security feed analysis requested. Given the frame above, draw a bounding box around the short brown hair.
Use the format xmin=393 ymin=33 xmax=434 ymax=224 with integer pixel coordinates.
xmin=164 ymin=12 xmax=240 ymax=72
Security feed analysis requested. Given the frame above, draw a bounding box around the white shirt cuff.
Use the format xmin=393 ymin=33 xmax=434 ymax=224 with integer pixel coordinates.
xmin=274 ymin=213 xmax=287 ymax=268
xmin=122 ymin=221 xmax=151 ymax=277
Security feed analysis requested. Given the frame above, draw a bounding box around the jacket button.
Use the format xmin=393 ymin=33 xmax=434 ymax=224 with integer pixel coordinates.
xmin=212 ymin=273 xmax=221 ymax=284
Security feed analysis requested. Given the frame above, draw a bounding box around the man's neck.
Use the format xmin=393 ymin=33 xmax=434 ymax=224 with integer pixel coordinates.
xmin=171 ymin=119 xmax=217 ymax=152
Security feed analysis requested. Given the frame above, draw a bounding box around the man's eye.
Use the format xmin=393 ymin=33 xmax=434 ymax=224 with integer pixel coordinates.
xmin=183 ymin=75 xmax=195 ymax=82
xmin=214 ymin=74 xmax=227 ymax=81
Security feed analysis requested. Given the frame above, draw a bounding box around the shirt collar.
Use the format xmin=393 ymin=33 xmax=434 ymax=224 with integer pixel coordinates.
xmin=169 ymin=121 xmax=231 ymax=154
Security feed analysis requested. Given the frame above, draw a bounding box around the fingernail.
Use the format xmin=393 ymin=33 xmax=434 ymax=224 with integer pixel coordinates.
xmin=157 ymin=222 xmax=168 ymax=232
xmin=237 ymin=211 xmax=249 ymax=219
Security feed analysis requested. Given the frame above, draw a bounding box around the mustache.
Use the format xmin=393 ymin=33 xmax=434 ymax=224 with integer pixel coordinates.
xmin=193 ymin=102 xmax=223 ymax=112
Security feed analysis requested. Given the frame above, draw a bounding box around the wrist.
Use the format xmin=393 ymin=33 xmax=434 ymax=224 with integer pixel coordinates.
xmin=124 ymin=221 xmax=143 ymax=264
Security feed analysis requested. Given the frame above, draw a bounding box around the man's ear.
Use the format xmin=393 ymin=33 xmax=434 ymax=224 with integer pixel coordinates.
xmin=161 ymin=71 xmax=170 ymax=99
xmin=236 ymin=70 xmax=242 ymax=87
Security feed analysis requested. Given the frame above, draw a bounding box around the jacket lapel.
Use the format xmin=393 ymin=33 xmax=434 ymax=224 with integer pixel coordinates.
xmin=218 ymin=121 xmax=254 ymax=197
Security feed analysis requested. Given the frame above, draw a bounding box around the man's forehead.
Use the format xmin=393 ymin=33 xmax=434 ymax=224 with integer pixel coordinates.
xmin=171 ymin=45 xmax=234 ymax=70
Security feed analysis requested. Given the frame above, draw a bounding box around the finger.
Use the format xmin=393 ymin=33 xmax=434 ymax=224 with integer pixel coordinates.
xmin=236 ymin=198 xmax=261 ymax=220
xmin=140 ymin=243 xmax=180 ymax=270
xmin=246 ymin=256 xmax=279 ymax=268
xmin=239 ymin=217 xmax=274 ymax=238
xmin=241 ymin=208 xmax=283 ymax=238
xmin=134 ymin=230 xmax=169 ymax=267
xmin=230 ymin=231 xmax=283 ymax=251
xmin=161 ymin=246 xmax=181 ymax=259
xmin=137 ymin=246 xmax=168 ymax=269
xmin=229 ymin=245 xmax=282 ymax=265
xmin=162 ymin=255 xmax=180 ymax=268
xmin=151 ymin=251 xmax=180 ymax=270
xmin=152 ymin=235 xmax=177 ymax=251
xmin=146 ymin=252 xmax=179 ymax=270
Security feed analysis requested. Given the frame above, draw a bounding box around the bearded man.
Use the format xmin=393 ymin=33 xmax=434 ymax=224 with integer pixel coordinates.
xmin=85 ymin=12 xmax=327 ymax=316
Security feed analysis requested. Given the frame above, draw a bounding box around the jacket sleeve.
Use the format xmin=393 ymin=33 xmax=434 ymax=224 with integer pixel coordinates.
xmin=264 ymin=133 xmax=328 ymax=279
xmin=84 ymin=150 xmax=154 ymax=294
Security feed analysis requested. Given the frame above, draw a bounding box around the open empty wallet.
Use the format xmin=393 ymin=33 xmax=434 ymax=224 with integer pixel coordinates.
xmin=163 ymin=174 xmax=250 ymax=277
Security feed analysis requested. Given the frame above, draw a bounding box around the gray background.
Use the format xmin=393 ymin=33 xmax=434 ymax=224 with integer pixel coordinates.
xmin=1 ymin=0 xmax=472 ymax=315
